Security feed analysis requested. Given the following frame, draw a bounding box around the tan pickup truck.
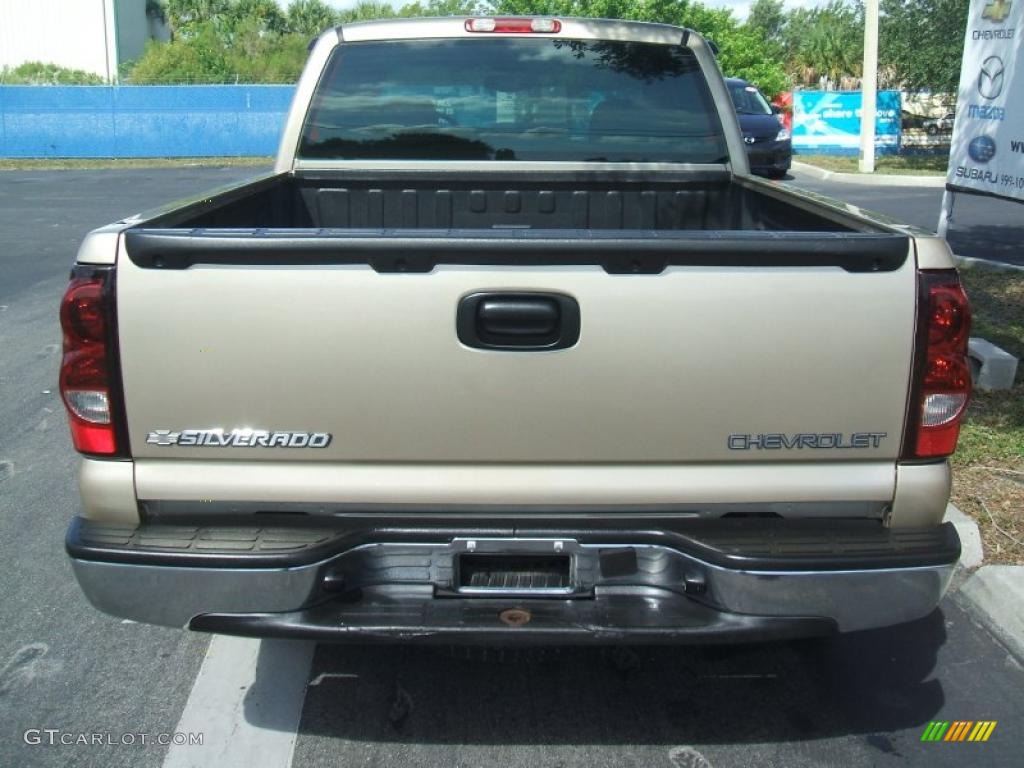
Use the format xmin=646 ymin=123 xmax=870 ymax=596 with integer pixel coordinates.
xmin=61 ymin=16 xmax=971 ymax=644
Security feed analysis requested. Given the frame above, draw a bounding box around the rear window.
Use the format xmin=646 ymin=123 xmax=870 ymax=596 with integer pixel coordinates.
xmin=727 ymin=82 xmax=772 ymax=116
xmin=299 ymin=38 xmax=728 ymax=164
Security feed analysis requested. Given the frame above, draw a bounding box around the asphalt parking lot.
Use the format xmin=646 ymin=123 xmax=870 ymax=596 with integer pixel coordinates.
xmin=1 ymin=166 xmax=1022 ymax=768
xmin=783 ymin=166 xmax=1024 ymax=267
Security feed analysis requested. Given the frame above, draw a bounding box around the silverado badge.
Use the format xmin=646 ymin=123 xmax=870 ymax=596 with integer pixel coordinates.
xmin=146 ymin=428 xmax=331 ymax=448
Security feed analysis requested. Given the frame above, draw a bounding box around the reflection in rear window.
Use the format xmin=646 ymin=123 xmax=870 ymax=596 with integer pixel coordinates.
xmin=299 ymin=38 xmax=728 ymax=163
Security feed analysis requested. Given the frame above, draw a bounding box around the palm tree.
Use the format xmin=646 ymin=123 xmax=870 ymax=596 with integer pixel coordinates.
xmin=286 ymin=0 xmax=339 ymax=36
xmin=164 ymin=0 xmax=232 ymax=38
xmin=788 ymin=1 xmax=864 ymax=87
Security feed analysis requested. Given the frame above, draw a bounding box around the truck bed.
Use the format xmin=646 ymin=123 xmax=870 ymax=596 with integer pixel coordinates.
xmin=146 ymin=171 xmax=862 ymax=232
xmin=128 ymin=170 xmax=907 ymax=274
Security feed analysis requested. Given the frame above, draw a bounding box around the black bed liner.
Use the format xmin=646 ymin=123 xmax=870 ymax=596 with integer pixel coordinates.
xmin=125 ymin=170 xmax=909 ymax=273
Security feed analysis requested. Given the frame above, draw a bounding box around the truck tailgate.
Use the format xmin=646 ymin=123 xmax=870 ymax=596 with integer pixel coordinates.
xmin=116 ymin=231 xmax=916 ymax=471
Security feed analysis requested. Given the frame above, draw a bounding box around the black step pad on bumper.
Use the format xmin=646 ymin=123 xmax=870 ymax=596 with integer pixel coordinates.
xmin=67 ymin=518 xmax=342 ymax=567
xmin=66 ymin=517 xmax=960 ymax=571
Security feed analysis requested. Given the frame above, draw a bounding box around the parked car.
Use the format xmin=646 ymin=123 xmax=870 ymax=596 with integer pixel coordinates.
xmin=726 ymin=77 xmax=791 ymax=178
xmin=64 ymin=16 xmax=968 ymax=645
xmin=924 ymin=113 xmax=956 ymax=135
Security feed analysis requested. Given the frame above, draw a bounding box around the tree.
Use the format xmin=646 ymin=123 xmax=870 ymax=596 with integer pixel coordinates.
xmin=164 ymin=0 xmax=233 ymax=37
xmin=127 ymin=24 xmax=234 ymax=82
xmin=397 ymin=0 xmax=484 ymax=15
xmin=784 ymin=1 xmax=864 ymax=87
xmin=229 ymin=0 xmax=287 ymax=34
xmin=336 ymin=1 xmax=398 ymax=22
xmin=746 ymin=0 xmax=785 ymax=44
xmin=487 ymin=0 xmax=790 ymax=97
xmin=677 ymin=3 xmax=790 ymax=97
xmin=0 ymin=62 xmax=105 ymax=85
xmin=880 ymin=0 xmax=968 ymax=94
xmin=285 ymin=0 xmax=338 ymax=36
xmin=127 ymin=0 xmax=791 ymax=95
xmin=146 ymin=0 xmax=167 ymax=25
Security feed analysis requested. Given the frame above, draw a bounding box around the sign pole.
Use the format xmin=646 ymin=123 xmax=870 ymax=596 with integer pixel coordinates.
xmin=937 ymin=188 xmax=955 ymax=239
xmin=859 ymin=0 xmax=880 ymax=173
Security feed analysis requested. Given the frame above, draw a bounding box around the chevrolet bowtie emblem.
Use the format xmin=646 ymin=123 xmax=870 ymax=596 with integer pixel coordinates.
xmin=983 ymin=0 xmax=1012 ymax=23
xmin=146 ymin=429 xmax=180 ymax=446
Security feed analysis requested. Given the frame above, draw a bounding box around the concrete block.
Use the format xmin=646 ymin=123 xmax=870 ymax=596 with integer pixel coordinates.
xmin=968 ymin=337 xmax=1018 ymax=391
xmin=945 ymin=503 xmax=984 ymax=571
xmin=959 ymin=566 xmax=1024 ymax=662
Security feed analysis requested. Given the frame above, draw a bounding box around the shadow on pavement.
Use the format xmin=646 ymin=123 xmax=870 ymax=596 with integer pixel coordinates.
xmin=245 ymin=608 xmax=949 ymax=745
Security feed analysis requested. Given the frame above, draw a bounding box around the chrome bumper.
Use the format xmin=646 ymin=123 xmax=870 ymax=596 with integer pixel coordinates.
xmin=69 ymin=528 xmax=957 ymax=636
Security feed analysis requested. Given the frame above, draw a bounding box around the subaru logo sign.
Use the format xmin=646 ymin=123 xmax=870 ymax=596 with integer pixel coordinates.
xmin=968 ymin=135 xmax=997 ymax=163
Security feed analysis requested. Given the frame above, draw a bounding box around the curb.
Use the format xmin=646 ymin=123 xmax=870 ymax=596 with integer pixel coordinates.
xmin=945 ymin=503 xmax=984 ymax=571
xmin=958 ymin=566 xmax=1024 ymax=661
xmin=791 ymin=161 xmax=946 ymax=188
xmin=955 ymin=253 xmax=1024 ymax=274
xmin=945 ymin=503 xmax=1024 ymax=662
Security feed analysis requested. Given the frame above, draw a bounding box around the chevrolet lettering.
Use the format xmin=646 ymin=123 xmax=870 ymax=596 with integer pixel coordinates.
xmin=727 ymin=432 xmax=888 ymax=450
xmin=972 ymin=28 xmax=1015 ymax=39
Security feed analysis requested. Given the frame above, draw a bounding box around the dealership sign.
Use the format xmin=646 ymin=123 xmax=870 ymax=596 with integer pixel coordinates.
xmin=792 ymin=91 xmax=901 ymax=155
xmin=948 ymin=0 xmax=1024 ymax=200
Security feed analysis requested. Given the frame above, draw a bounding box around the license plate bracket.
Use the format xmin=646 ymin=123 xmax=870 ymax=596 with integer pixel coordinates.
xmin=457 ymin=553 xmax=573 ymax=593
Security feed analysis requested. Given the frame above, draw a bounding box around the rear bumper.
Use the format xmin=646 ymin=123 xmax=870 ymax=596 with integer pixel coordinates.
xmin=67 ymin=517 xmax=959 ymax=641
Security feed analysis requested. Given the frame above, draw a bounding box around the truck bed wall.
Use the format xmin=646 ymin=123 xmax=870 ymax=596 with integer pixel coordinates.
xmin=166 ymin=174 xmax=857 ymax=233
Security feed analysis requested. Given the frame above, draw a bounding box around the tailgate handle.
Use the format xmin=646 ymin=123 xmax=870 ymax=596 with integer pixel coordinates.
xmin=480 ymin=298 xmax=557 ymax=336
xmin=457 ymin=292 xmax=580 ymax=351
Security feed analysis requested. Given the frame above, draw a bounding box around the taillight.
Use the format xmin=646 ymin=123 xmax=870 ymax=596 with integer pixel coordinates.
xmin=465 ymin=17 xmax=562 ymax=33
xmin=903 ymin=270 xmax=972 ymax=459
xmin=59 ymin=266 xmax=128 ymax=457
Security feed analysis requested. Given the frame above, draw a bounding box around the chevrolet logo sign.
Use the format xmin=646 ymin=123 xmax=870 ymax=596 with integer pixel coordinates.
xmin=983 ymin=0 xmax=1012 ymax=23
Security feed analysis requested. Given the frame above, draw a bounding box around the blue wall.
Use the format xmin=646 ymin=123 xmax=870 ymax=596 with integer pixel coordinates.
xmin=0 ymin=85 xmax=296 ymax=158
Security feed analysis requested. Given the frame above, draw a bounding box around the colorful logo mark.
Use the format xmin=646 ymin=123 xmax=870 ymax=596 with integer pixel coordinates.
xmin=921 ymin=721 xmax=997 ymax=742
xmin=983 ymin=0 xmax=1013 ymax=24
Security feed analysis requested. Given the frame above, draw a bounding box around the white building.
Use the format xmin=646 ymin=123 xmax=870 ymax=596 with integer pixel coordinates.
xmin=0 ymin=0 xmax=168 ymax=82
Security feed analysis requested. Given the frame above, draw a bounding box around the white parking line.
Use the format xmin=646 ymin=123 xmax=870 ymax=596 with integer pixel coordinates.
xmin=162 ymin=635 xmax=314 ymax=768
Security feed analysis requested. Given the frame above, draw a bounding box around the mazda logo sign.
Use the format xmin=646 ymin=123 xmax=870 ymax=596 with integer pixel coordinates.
xmin=743 ymin=135 xmax=756 ymax=145
xmin=978 ymin=55 xmax=1005 ymax=100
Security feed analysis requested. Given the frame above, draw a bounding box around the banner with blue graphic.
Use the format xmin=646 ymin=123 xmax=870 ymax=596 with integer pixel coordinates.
xmin=792 ymin=91 xmax=901 ymax=155
xmin=947 ymin=0 xmax=1024 ymax=202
